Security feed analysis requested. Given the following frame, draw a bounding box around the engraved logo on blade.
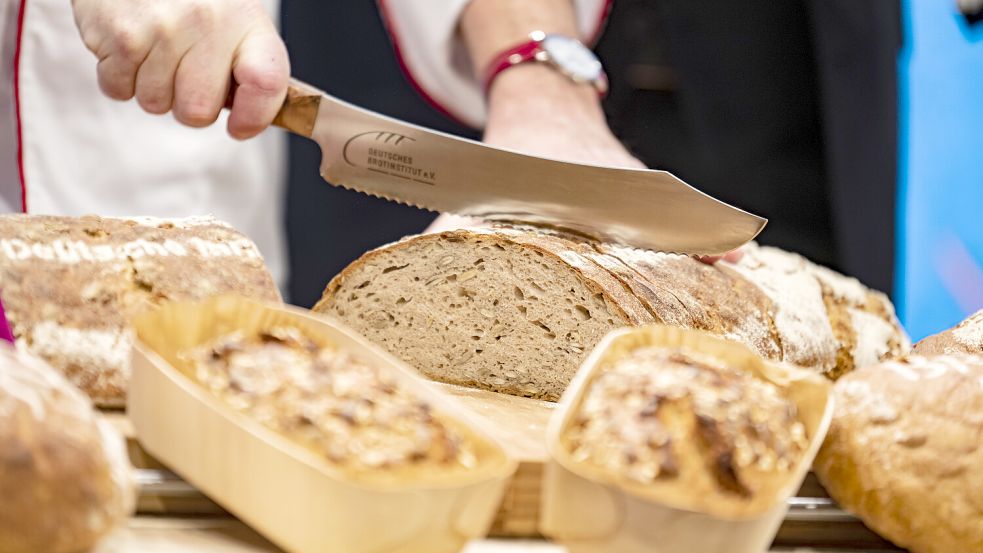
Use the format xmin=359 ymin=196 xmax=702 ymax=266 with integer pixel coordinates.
xmin=342 ymin=131 xmax=437 ymax=186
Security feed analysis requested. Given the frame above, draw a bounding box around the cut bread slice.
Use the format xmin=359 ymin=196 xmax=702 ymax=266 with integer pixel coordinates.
xmin=315 ymin=227 xmax=910 ymax=401
xmin=315 ymin=229 xmax=651 ymax=401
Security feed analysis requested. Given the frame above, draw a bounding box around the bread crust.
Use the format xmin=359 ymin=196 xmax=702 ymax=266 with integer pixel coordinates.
xmin=814 ymin=355 xmax=983 ymax=553
xmin=317 ymin=229 xmax=650 ymax=326
xmin=601 ymin=244 xmax=784 ymax=363
xmin=0 ymin=345 xmax=134 ymax=553
xmin=0 ymin=214 xmax=281 ymax=405
xmin=914 ymin=309 xmax=983 ymax=356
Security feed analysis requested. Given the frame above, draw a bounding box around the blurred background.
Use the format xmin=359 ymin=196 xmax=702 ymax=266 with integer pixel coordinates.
xmin=281 ymin=0 xmax=982 ymax=341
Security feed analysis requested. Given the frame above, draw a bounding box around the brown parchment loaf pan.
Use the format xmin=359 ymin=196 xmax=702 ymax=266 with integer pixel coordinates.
xmin=127 ymin=295 xmax=516 ymax=553
xmin=541 ymin=325 xmax=834 ymax=553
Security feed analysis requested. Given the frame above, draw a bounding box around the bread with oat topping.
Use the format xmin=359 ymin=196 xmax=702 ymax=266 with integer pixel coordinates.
xmin=0 ymin=214 xmax=281 ymax=406
xmin=187 ymin=326 xmax=479 ymax=478
xmin=562 ymin=346 xmax=809 ymax=516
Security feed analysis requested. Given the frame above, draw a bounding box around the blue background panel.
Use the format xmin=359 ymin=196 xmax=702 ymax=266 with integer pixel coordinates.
xmin=899 ymin=0 xmax=983 ymax=340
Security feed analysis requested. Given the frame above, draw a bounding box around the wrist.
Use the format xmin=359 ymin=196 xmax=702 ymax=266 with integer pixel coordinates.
xmin=487 ymin=63 xmax=606 ymax=125
xmin=461 ymin=0 xmax=579 ymax=74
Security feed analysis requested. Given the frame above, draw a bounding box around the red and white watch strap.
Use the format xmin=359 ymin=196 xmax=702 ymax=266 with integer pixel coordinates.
xmin=481 ymin=38 xmax=545 ymax=95
xmin=481 ymin=31 xmax=607 ymax=97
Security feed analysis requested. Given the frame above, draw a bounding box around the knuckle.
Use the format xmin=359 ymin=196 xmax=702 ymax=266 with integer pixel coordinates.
xmin=108 ymin=28 xmax=143 ymax=63
xmin=183 ymin=0 xmax=217 ymax=30
xmin=148 ymin=18 xmax=177 ymax=43
xmin=237 ymin=62 xmax=286 ymax=97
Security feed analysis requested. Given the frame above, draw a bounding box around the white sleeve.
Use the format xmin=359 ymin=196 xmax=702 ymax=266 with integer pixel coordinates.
xmin=377 ymin=0 xmax=613 ymax=129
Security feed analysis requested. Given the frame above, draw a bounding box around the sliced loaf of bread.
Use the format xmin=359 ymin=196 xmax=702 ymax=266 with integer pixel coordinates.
xmin=314 ymin=227 xmax=909 ymax=401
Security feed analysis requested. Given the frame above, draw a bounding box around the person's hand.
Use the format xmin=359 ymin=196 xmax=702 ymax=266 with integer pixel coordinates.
xmin=71 ymin=0 xmax=289 ymax=139
xmin=699 ymin=250 xmax=745 ymax=264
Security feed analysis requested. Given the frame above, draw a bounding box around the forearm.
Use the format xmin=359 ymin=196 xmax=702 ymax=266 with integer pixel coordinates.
xmin=460 ymin=0 xmax=605 ymax=128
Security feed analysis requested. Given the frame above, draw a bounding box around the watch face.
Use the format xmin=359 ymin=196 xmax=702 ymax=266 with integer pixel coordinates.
xmin=541 ymin=34 xmax=603 ymax=82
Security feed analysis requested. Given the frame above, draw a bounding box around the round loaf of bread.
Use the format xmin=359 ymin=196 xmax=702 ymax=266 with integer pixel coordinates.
xmin=0 ymin=344 xmax=134 ymax=553
xmin=814 ymin=355 xmax=983 ymax=553
xmin=914 ymin=309 xmax=982 ymax=355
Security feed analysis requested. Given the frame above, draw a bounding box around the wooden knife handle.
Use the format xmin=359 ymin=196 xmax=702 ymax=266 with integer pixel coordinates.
xmin=271 ymin=79 xmax=322 ymax=137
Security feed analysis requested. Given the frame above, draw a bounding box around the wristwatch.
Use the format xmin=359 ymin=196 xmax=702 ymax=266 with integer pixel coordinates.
xmin=482 ymin=31 xmax=608 ymax=96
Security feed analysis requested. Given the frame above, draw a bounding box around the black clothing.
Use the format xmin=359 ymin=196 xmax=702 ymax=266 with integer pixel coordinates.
xmin=598 ymin=0 xmax=902 ymax=293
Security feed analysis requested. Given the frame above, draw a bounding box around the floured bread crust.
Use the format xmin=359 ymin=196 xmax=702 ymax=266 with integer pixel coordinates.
xmin=0 ymin=214 xmax=281 ymax=406
xmin=727 ymin=244 xmax=909 ymax=377
xmin=188 ymin=326 xmax=478 ymax=479
xmin=564 ymin=347 xmax=808 ymax=516
xmin=814 ymin=355 xmax=983 ymax=553
xmin=914 ymin=309 xmax=983 ymax=356
xmin=0 ymin=345 xmax=134 ymax=553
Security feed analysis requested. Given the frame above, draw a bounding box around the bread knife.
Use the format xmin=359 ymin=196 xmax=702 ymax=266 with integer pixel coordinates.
xmin=273 ymin=79 xmax=766 ymax=256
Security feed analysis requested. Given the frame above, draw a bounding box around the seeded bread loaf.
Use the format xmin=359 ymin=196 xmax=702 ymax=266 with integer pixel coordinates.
xmin=314 ymin=227 xmax=909 ymax=401
xmin=188 ymin=326 xmax=479 ymax=480
xmin=0 ymin=344 xmax=134 ymax=553
xmin=814 ymin=355 xmax=983 ymax=553
xmin=913 ymin=309 xmax=983 ymax=355
xmin=563 ymin=346 xmax=810 ymax=516
xmin=0 ymin=214 xmax=281 ymax=406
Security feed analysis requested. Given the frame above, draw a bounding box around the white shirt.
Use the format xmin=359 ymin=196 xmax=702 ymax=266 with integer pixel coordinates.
xmin=0 ymin=0 xmax=288 ymax=289
xmin=378 ymin=0 xmax=610 ymax=128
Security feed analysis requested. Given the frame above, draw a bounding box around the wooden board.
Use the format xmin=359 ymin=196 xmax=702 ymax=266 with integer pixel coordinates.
xmin=438 ymin=384 xmax=554 ymax=537
xmin=95 ymin=517 xmax=900 ymax=553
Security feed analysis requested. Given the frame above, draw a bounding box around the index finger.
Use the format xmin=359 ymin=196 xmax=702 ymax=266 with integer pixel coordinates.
xmin=698 ymin=249 xmax=745 ymax=265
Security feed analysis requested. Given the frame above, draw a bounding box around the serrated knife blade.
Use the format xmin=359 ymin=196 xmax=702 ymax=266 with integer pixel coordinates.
xmin=273 ymin=79 xmax=766 ymax=255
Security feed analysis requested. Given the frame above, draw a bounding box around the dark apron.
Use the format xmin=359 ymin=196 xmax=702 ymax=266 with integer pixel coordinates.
xmin=598 ymin=0 xmax=902 ymax=294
